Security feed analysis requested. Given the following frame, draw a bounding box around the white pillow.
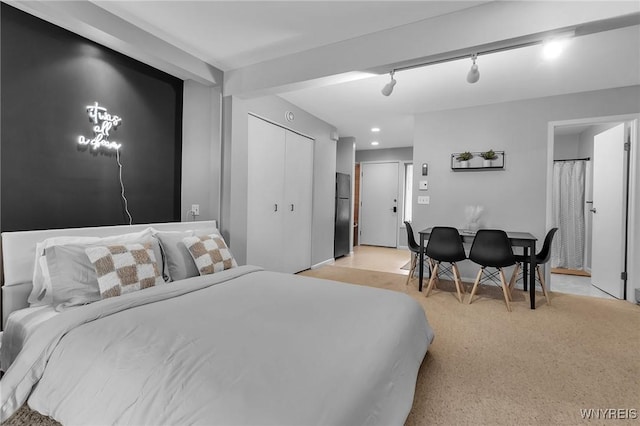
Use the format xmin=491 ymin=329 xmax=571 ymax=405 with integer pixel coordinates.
xmin=29 ymin=227 xmax=156 ymax=306
xmin=85 ymin=242 xmax=165 ymax=300
xmin=45 ymin=236 xmax=164 ymax=310
xmin=152 ymin=228 xmax=219 ymax=281
xmin=182 ymin=234 xmax=237 ymax=275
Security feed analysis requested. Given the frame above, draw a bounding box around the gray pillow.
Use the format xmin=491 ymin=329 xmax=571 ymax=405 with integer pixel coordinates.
xmin=46 ymin=237 xmax=165 ymax=308
xmin=155 ymin=229 xmax=218 ymax=281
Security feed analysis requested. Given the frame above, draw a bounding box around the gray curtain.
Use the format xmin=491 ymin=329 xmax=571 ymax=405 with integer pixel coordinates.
xmin=551 ymin=160 xmax=586 ymax=270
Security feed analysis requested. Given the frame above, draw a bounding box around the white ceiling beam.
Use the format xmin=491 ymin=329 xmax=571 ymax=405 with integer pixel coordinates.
xmin=6 ymin=0 xmax=223 ymax=86
xmin=224 ymin=1 xmax=640 ymax=98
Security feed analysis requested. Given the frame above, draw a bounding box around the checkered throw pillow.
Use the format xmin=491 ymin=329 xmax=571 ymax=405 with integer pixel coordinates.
xmin=182 ymin=234 xmax=237 ymax=275
xmin=85 ymin=243 xmax=164 ymax=299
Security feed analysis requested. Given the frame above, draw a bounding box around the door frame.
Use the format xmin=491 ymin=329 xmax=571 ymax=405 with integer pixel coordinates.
xmin=358 ymin=160 xmax=403 ymax=248
xmin=397 ymin=160 xmax=413 ymax=250
xmin=546 ymin=114 xmax=639 ymax=302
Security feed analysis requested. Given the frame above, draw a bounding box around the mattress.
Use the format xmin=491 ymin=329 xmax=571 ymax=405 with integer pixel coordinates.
xmin=1 ymin=265 xmax=433 ymax=425
xmin=0 ymin=305 xmax=59 ymax=371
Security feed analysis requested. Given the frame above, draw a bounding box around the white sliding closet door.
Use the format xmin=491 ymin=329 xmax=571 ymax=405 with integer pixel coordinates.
xmin=247 ymin=115 xmax=314 ymax=273
xmin=247 ymin=115 xmax=286 ymax=271
xmin=284 ymin=131 xmax=313 ymax=273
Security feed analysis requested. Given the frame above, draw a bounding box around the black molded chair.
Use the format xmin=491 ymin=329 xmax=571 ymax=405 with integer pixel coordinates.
xmin=468 ymin=229 xmax=516 ymax=312
xmin=424 ymin=226 xmax=467 ymax=302
xmin=404 ymin=221 xmax=424 ymax=288
xmin=508 ymin=228 xmax=557 ymax=305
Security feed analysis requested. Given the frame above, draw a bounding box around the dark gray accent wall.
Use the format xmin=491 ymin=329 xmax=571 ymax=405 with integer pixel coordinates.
xmin=1 ymin=4 xmax=183 ymax=231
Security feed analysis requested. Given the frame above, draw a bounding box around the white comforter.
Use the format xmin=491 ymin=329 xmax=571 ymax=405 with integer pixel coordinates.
xmin=1 ymin=265 xmax=433 ymax=425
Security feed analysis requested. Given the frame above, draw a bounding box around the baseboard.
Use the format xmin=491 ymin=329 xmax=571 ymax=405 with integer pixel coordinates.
xmin=311 ymin=258 xmax=335 ymax=269
xmin=551 ymin=267 xmax=590 ymax=277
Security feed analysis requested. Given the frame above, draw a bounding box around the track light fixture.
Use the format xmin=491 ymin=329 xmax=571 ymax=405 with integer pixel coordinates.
xmin=378 ymin=26 xmax=585 ymax=96
xmin=466 ymin=54 xmax=480 ymax=84
xmin=381 ymin=71 xmax=396 ymax=96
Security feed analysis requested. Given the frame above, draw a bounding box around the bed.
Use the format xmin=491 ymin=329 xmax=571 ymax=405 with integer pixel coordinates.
xmin=0 ymin=221 xmax=434 ymax=425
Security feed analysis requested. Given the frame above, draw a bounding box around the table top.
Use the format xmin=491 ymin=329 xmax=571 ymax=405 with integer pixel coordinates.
xmin=419 ymin=227 xmax=537 ymax=241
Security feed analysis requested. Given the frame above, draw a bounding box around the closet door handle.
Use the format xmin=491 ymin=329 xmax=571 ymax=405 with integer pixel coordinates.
xmin=274 ymin=204 xmax=278 ymax=212
xmin=291 ymin=204 xmax=295 ymax=212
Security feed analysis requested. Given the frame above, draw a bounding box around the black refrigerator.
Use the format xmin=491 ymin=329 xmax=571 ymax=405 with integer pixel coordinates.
xmin=334 ymin=172 xmax=351 ymax=258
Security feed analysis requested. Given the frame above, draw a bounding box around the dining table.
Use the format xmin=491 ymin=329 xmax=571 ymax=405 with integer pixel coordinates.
xmin=418 ymin=228 xmax=539 ymax=309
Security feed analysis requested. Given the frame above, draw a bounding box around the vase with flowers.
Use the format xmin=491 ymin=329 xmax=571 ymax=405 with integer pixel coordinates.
xmin=480 ymin=149 xmax=497 ymax=167
xmin=456 ymin=151 xmax=473 ymax=168
xmin=464 ymin=205 xmax=484 ymax=232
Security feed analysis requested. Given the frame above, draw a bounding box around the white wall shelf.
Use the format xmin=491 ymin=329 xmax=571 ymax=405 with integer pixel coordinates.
xmin=451 ymin=151 xmax=505 ymax=171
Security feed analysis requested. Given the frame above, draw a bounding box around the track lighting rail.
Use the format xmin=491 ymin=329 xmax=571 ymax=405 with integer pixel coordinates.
xmin=376 ymin=12 xmax=639 ymax=96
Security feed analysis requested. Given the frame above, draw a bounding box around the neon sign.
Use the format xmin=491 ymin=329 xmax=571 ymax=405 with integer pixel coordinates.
xmin=78 ymin=102 xmax=122 ymax=151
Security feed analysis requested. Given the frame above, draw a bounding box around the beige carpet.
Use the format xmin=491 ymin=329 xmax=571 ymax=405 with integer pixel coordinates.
xmin=300 ymin=266 xmax=640 ymax=426
xmin=5 ymin=266 xmax=639 ymax=425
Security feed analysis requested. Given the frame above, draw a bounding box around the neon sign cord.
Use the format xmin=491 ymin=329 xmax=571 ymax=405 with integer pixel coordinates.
xmin=116 ymin=148 xmax=133 ymax=225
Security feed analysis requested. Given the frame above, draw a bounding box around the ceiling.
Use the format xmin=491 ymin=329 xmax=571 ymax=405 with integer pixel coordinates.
xmin=281 ymin=25 xmax=640 ymax=148
xmin=87 ymin=1 xmax=640 ymax=150
xmin=93 ymin=1 xmax=488 ymax=71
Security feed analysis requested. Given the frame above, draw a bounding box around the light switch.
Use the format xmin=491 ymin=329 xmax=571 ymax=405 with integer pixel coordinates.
xmin=419 ymin=180 xmax=428 ymax=190
xmin=418 ymin=196 xmax=430 ymax=205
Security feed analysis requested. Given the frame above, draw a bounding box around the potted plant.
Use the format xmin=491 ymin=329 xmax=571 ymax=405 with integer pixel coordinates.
xmin=480 ymin=149 xmax=497 ymax=167
xmin=456 ymin=151 xmax=473 ymax=168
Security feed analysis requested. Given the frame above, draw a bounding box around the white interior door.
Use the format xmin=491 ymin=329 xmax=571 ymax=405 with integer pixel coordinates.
xmin=359 ymin=162 xmax=399 ymax=247
xmin=247 ymin=115 xmax=286 ymax=271
xmin=591 ymin=123 xmax=626 ymax=298
xmin=283 ymin=131 xmax=314 ymax=273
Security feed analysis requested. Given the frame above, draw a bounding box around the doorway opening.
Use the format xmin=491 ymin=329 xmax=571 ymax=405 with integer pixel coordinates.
xmin=547 ymin=115 xmax=639 ymax=302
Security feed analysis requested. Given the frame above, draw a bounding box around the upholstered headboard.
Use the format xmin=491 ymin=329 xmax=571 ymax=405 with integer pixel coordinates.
xmin=1 ymin=221 xmax=217 ymax=329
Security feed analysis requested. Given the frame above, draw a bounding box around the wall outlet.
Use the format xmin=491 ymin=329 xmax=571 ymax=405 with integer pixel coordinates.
xmin=191 ymin=204 xmax=200 ymax=216
xmin=417 ymin=196 xmax=430 ymax=205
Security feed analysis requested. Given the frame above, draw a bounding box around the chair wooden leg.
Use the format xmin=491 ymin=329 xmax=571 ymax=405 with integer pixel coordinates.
xmin=428 ymin=258 xmax=438 ymax=289
xmin=536 ymin=265 xmax=551 ymax=305
xmin=504 ymin=271 xmax=513 ymax=302
xmin=508 ymin=262 xmax=521 ymax=294
xmin=467 ymin=268 xmax=484 ymax=304
xmin=405 ymin=253 xmax=417 ymax=287
xmin=425 ymin=262 xmax=439 ymax=297
xmin=499 ymin=268 xmax=512 ymax=312
xmin=452 ymin=263 xmax=465 ymax=303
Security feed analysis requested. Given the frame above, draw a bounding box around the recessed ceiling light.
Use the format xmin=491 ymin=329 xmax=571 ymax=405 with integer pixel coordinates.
xmin=371 ymin=127 xmax=380 ymax=132
xmin=371 ymin=141 xmax=379 ymax=146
